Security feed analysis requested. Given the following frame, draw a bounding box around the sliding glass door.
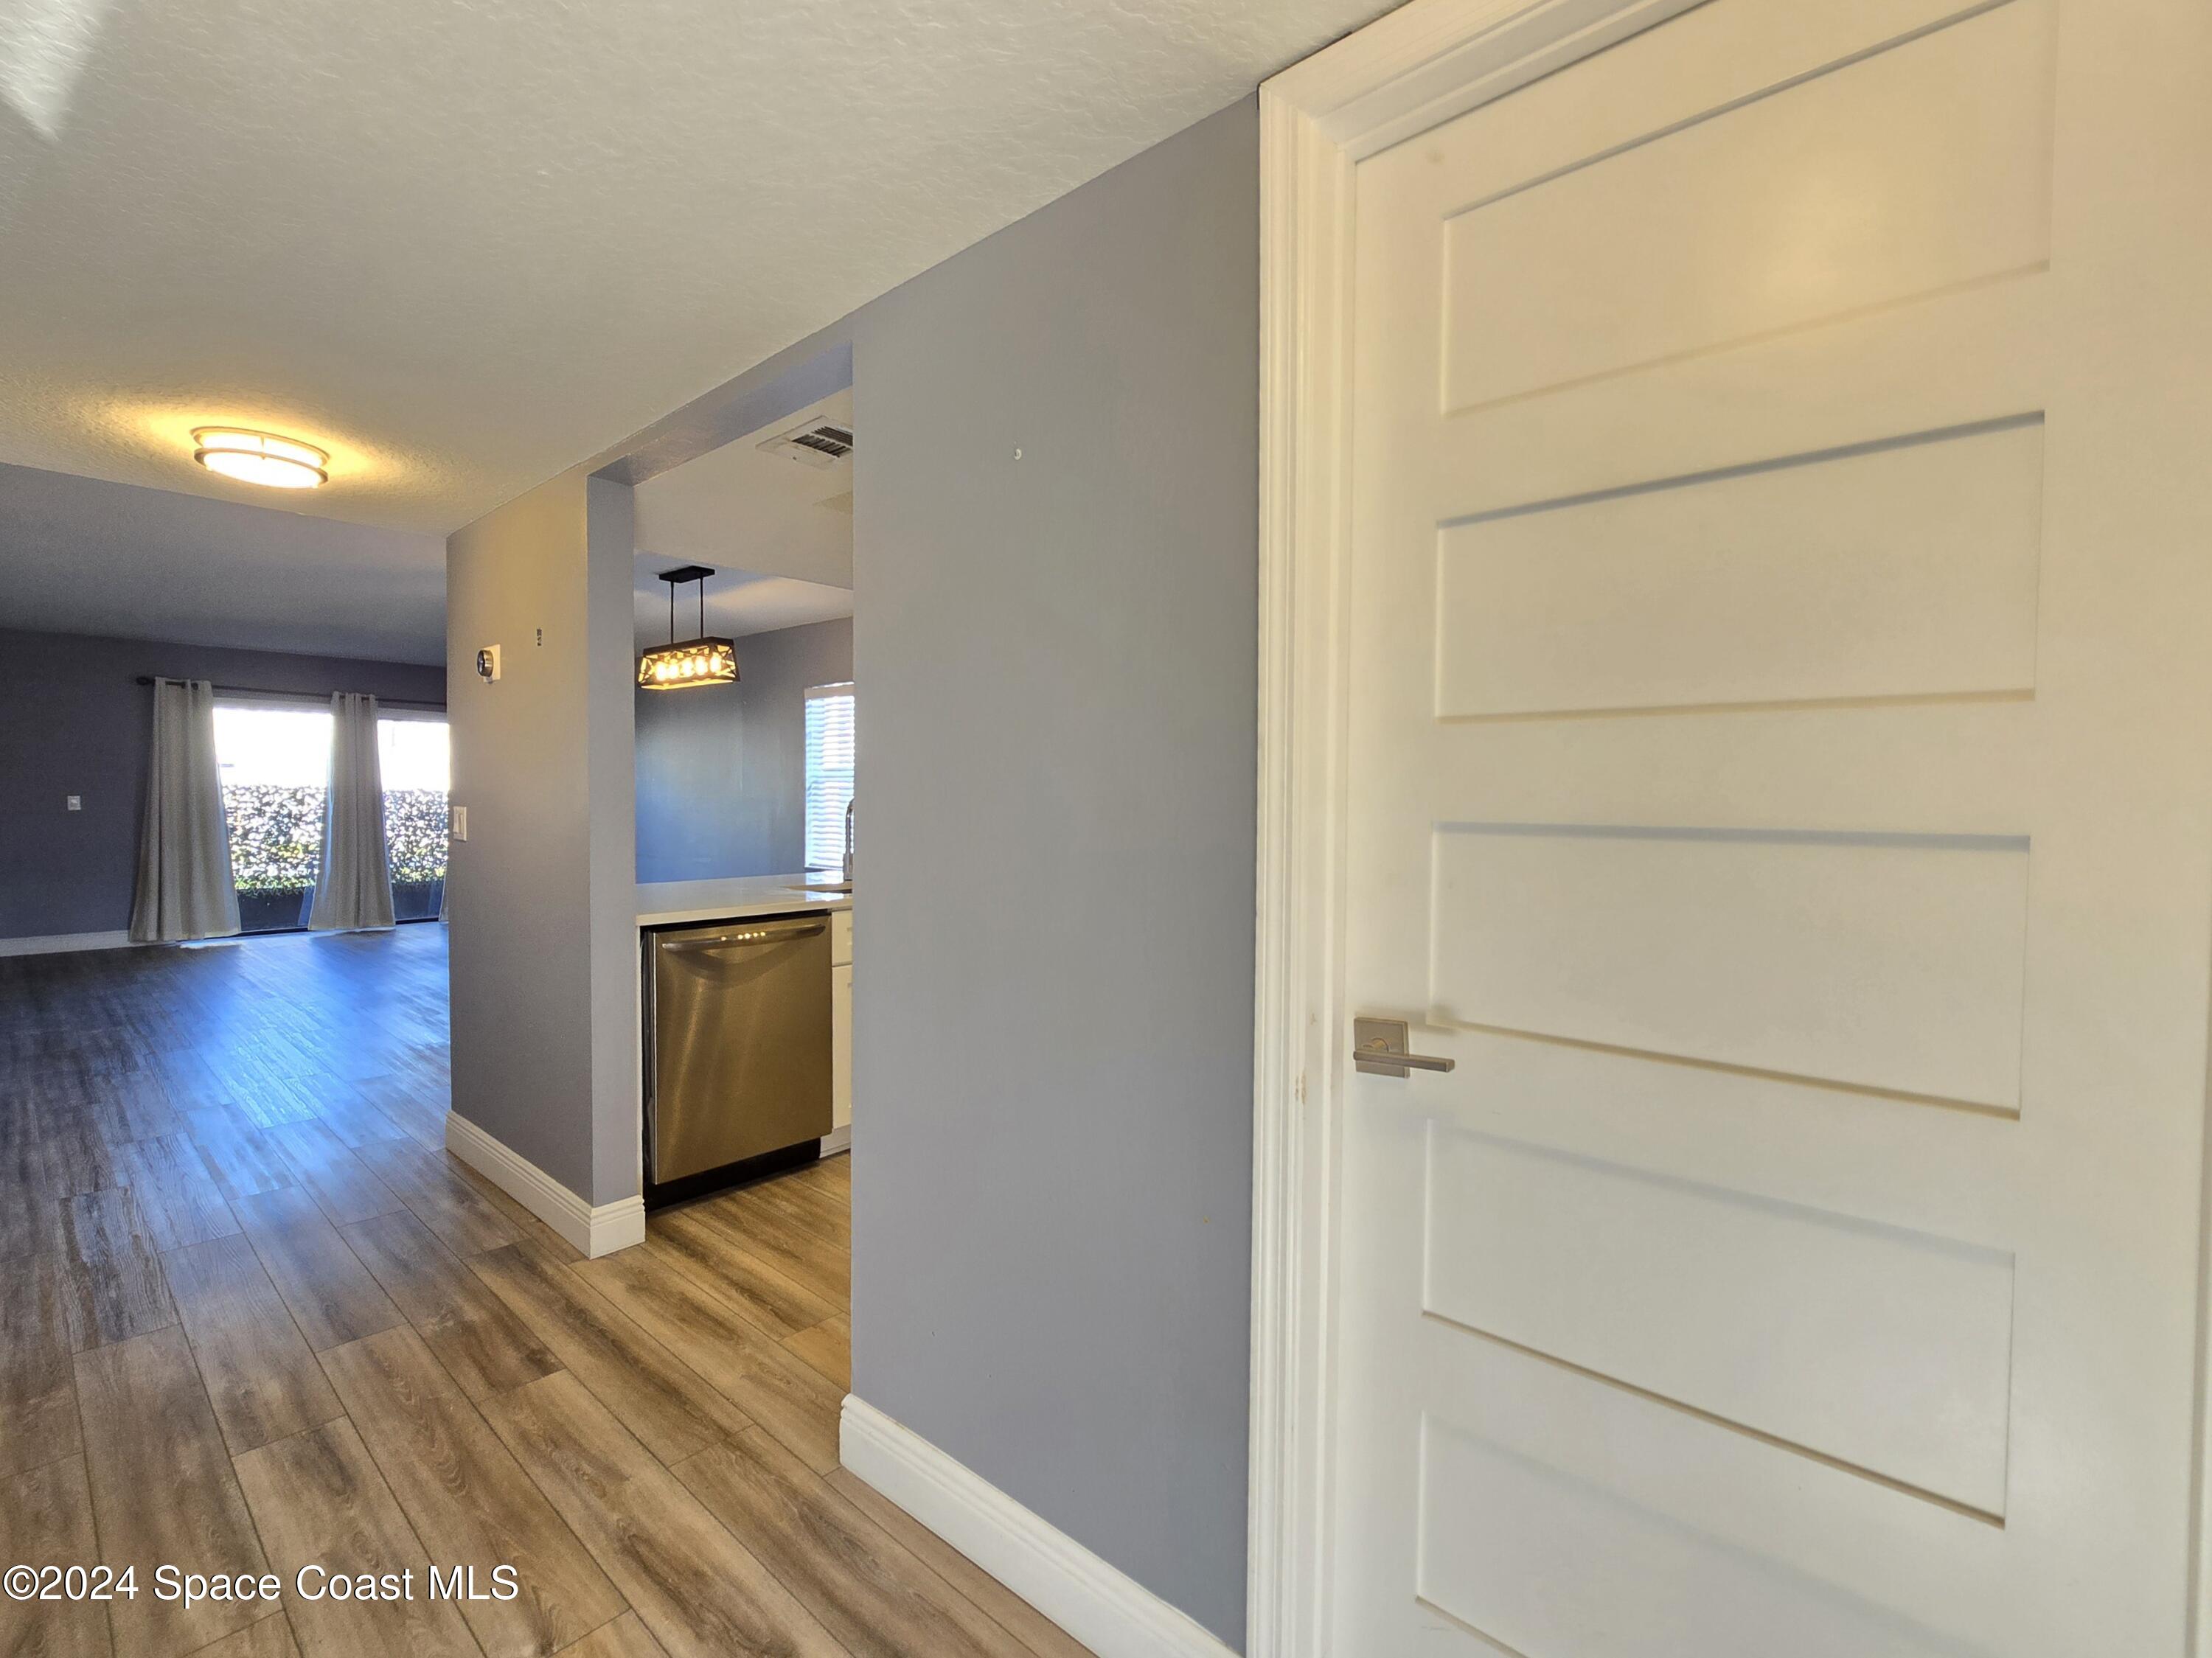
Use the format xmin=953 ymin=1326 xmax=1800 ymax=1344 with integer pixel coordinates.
xmin=212 ymin=699 xmax=449 ymax=933
xmin=378 ymin=713 xmax=449 ymax=922
xmin=214 ymin=702 xmax=331 ymax=932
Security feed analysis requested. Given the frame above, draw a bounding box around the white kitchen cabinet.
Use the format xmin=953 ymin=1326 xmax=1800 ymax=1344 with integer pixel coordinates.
xmin=830 ymin=964 xmax=852 ymax=1132
xmin=830 ymin=908 xmax=852 ymax=1138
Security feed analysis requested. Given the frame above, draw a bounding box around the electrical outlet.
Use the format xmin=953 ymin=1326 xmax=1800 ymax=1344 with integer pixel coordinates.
xmin=450 ymin=804 xmax=468 ymax=842
xmin=65 ymin=795 xmax=80 ymax=812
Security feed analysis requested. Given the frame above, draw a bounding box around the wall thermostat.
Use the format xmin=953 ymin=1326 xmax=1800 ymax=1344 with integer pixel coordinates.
xmin=476 ymin=645 xmax=501 ymax=682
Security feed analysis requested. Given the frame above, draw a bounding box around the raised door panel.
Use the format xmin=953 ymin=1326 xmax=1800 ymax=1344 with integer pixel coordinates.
xmin=1330 ymin=0 xmax=2212 ymax=1651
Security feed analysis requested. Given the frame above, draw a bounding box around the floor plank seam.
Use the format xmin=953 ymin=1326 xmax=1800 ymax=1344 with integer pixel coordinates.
xmin=0 ymin=930 xmax=987 ymax=1658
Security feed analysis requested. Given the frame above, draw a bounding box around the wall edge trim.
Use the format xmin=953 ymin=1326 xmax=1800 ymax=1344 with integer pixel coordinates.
xmin=0 ymin=930 xmax=136 ymax=958
xmin=444 ymin=1110 xmax=644 ymax=1258
xmin=839 ymin=1395 xmax=1238 ymax=1658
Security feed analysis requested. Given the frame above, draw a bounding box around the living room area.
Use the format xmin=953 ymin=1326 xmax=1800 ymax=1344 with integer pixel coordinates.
xmin=0 ymin=462 xmax=450 ymax=959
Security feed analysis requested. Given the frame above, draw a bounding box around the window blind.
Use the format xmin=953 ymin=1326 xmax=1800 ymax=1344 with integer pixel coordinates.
xmin=804 ymin=683 xmax=857 ymax=871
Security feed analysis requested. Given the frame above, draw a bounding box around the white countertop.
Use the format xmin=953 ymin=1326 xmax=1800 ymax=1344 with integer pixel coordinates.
xmin=637 ymin=874 xmax=853 ymax=928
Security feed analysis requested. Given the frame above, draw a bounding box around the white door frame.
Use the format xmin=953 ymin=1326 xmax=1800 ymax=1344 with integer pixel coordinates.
xmin=1247 ymin=1 xmax=1837 ymax=1651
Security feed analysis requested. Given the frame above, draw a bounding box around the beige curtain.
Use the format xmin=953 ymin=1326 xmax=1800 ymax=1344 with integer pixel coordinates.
xmin=308 ymin=692 xmax=396 ymax=930
xmin=128 ymin=679 xmax=240 ymax=943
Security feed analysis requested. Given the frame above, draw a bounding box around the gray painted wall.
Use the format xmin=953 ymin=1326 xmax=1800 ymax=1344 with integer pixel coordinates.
xmin=848 ymin=97 xmax=1258 ymax=1646
xmin=0 ymin=627 xmax=445 ymax=940
xmin=634 ymin=616 xmax=853 ymax=882
xmin=445 ymin=471 xmax=639 ymax=1206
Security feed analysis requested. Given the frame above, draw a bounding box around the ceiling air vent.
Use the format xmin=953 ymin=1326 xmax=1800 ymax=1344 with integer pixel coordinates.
xmin=759 ymin=419 xmax=854 ymax=468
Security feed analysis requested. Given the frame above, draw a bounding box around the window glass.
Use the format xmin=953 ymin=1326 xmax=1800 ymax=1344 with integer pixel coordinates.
xmin=211 ymin=703 xmax=452 ymax=929
xmin=804 ymin=684 xmax=857 ymax=872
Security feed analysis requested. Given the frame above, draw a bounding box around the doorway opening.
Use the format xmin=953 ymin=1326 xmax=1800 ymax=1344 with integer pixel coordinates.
xmin=627 ymin=364 xmax=857 ymax=1398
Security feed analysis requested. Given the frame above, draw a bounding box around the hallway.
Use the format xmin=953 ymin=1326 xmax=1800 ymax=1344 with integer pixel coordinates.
xmin=0 ymin=930 xmax=1082 ymax=1658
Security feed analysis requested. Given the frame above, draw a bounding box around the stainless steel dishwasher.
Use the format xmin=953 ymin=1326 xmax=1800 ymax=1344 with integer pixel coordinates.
xmin=643 ymin=913 xmax=832 ymax=1193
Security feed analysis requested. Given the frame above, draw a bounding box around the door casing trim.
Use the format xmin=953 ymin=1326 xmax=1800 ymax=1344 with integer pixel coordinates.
xmin=1249 ymin=3 xmax=1710 ymax=1651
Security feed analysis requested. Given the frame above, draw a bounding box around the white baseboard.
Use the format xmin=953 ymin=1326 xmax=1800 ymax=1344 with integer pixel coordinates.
xmin=839 ymin=1396 xmax=1237 ymax=1658
xmin=820 ymin=1125 xmax=851 ymax=1156
xmin=0 ymin=930 xmax=134 ymax=958
xmin=443 ymin=1112 xmax=645 ymax=1258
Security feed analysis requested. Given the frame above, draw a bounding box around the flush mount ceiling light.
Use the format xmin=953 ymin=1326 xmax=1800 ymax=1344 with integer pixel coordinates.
xmin=639 ymin=565 xmax=739 ymax=691
xmin=191 ymin=427 xmax=329 ymax=490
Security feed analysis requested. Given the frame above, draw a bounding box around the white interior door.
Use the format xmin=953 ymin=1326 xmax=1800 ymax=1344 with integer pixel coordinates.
xmin=1329 ymin=1 xmax=2212 ymax=1651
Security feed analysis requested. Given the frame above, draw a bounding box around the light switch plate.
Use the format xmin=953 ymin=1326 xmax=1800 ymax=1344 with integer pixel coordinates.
xmin=65 ymin=795 xmax=80 ymax=812
xmin=450 ymin=804 xmax=468 ymax=842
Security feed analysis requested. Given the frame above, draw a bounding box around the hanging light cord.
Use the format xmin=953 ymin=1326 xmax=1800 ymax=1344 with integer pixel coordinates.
xmin=665 ymin=575 xmax=707 ymax=644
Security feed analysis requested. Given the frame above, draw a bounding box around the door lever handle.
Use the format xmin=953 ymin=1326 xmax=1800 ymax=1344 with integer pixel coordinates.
xmin=1353 ymin=1017 xmax=1456 ymax=1077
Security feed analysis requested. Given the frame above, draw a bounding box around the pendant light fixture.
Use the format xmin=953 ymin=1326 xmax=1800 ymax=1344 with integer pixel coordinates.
xmin=639 ymin=565 xmax=738 ymax=690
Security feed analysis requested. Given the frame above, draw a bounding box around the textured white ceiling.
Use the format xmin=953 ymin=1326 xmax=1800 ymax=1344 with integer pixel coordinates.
xmin=0 ymin=0 xmax=1389 ymax=537
xmin=635 ymin=566 xmax=853 ymax=649
xmin=0 ymin=460 xmax=445 ymax=661
xmin=633 ymin=386 xmax=853 ymax=646
xmin=636 ymin=389 xmax=854 ymax=588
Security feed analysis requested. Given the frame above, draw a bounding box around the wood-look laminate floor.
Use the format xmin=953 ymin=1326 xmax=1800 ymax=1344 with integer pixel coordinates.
xmin=0 ymin=927 xmax=1089 ymax=1658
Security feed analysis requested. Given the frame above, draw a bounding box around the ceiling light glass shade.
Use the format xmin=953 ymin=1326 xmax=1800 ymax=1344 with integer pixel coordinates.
xmin=192 ymin=428 xmax=329 ymax=489
xmin=638 ymin=637 xmax=738 ymax=690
